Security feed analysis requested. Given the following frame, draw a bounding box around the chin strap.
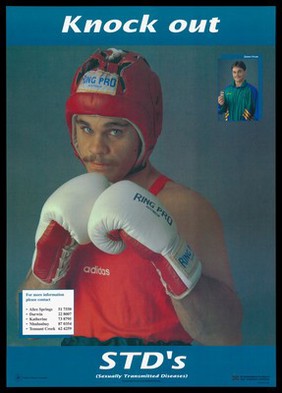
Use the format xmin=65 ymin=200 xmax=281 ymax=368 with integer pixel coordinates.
xmin=127 ymin=161 xmax=147 ymax=177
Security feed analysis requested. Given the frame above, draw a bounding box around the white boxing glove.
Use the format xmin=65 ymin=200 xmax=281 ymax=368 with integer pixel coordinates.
xmin=31 ymin=173 xmax=109 ymax=284
xmin=88 ymin=180 xmax=202 ymax=299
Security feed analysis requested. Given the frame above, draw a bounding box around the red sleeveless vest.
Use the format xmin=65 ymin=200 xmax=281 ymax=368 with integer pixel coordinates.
xmin=64 ymin=175 xmax=193 ymax=343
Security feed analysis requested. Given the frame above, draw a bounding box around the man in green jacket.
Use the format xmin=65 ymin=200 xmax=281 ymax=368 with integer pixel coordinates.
xmin=218 ymin=60 xmax=258 ymax=121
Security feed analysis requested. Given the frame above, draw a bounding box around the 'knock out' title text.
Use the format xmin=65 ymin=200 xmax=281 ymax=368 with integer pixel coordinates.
xmin=62 ymin=14 xmax=221 ymax=34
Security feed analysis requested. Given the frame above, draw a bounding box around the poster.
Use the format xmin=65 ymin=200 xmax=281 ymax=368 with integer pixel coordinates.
xmin=6 ymin=3 xmax=277 ymax=389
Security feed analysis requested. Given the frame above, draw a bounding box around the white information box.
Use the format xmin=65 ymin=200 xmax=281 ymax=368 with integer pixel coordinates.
xmin=21 ymin=290 xmax=74 ymax=336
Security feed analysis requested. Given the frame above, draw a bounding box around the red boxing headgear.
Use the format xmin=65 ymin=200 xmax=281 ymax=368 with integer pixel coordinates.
xmin=65 ymin=48 xmax=163 ymax=168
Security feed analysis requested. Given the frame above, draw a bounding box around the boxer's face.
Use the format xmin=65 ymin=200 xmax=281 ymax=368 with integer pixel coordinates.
xmin=74 ymin=115 xmax=141 ymax=182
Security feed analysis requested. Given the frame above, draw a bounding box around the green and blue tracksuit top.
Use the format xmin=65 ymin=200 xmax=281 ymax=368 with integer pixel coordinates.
xmin=218 ymin=80 xmax=258 ymax=121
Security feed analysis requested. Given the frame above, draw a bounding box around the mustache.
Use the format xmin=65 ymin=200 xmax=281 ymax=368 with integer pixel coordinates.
xmin=82 ymin=154 xmax=111 ymax=164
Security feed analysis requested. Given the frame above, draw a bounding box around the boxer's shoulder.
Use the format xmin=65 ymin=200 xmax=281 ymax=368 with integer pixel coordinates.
xmin=158 ymin=180 xmax=221 ymax=228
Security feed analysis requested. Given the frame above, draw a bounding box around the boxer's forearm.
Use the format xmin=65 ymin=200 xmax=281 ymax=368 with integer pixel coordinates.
xmin=172 ymin=274 xmax=243 ymax=345
xmin=19 ymin=269 xmax=60 ymax=290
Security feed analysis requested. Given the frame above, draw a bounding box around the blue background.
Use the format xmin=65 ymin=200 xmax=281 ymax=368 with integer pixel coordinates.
xmin=6 ymin=6 xmax=275 ymax=46
xmin=7 ymin=346 xmax=276 ymax=387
